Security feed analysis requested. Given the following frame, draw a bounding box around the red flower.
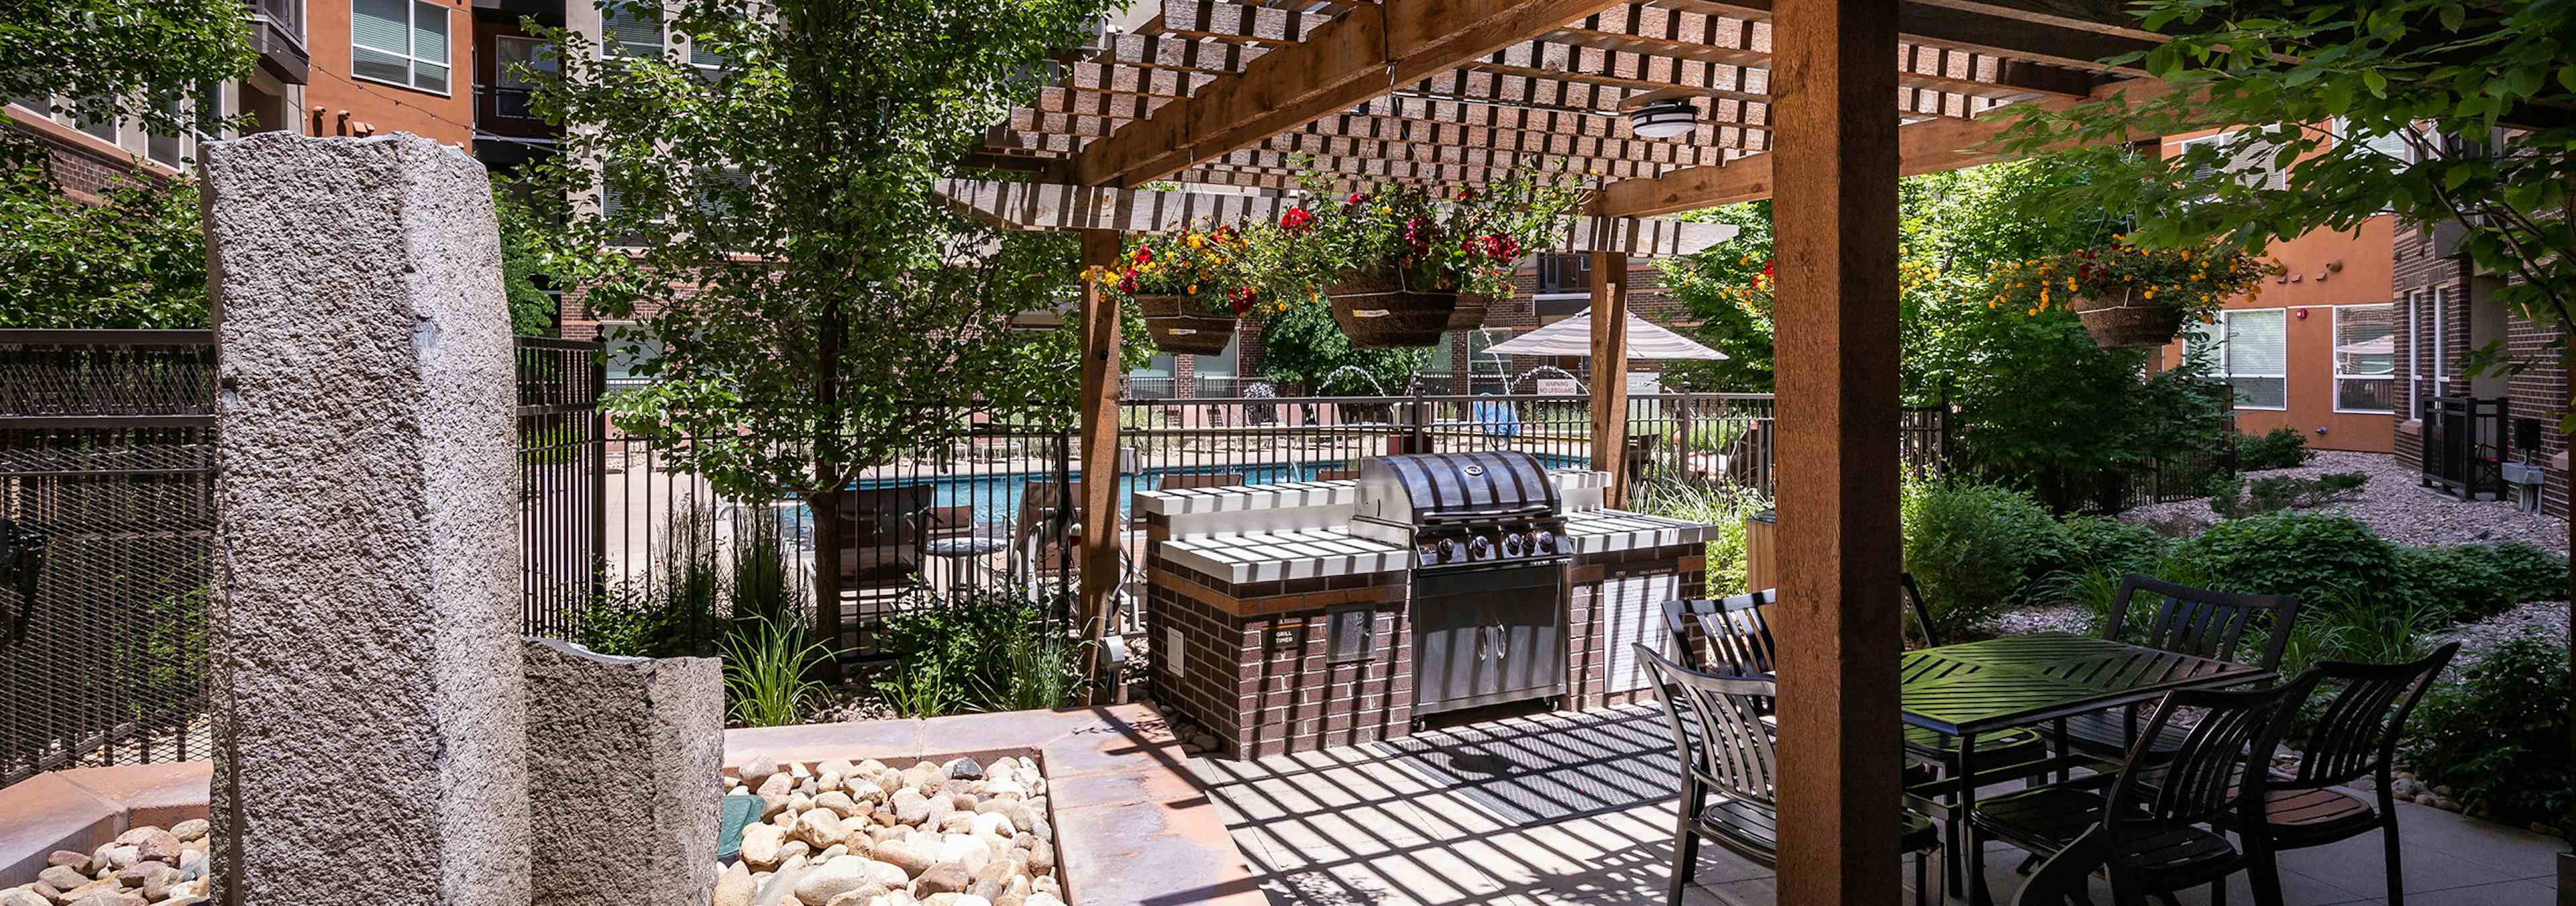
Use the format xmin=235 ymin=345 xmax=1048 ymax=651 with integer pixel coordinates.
xmin=1454 ymin=187 xmax=1477 ymax=202
xmin=1131 ymin=246 xmax=1153 ymax=264
xmin=1760 ymin=260 xmax=1775 ymax=278
xmin=1228 ymin=285 xmax=1256 ymax=314
xmin=1346 ymin=191 xmax=1369 ymax=206
xmin=1280 ymin=207 xmax=1316 ymax=232
xmin=1117 ymin=273 xmax=1140 ymax=295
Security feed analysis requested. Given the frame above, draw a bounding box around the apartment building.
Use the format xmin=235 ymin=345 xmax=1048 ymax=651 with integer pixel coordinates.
xmin=2152 ymin=124 xmax=2405 ymax=454
xmin=2385 ymin=133 xmax=2564 ymax=515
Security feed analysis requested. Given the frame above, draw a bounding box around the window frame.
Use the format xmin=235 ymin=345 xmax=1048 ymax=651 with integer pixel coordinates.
xmin=2194 ymin=307 xmax=2291 ymax=411
xmin=488 ymin=34 xmax=553 ymax=119
xmin=350 ymin=0 xmax=454 ymax=96
xmin=2171 ymin=130 xmax=2288 ymax=192
xmin=2330 ymin=303 xmax=2396 ymax=415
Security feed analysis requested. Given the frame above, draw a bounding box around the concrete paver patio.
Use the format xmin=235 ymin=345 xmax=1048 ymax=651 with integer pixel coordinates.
xmin=1189 ymin=705 xmax=2567 ymax=905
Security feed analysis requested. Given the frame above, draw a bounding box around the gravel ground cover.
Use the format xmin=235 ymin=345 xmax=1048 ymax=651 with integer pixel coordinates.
xmin=2434 ymin=599 xmax=2571 ymax=675
xmin=2119 ymin=450 xmax=2570 ymax=553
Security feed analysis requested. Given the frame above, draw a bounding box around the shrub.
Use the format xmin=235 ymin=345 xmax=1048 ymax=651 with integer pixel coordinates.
xmin=876 ymin=587 xmax=1087 ymax=717
xmin=2236 ymin=427 xmax=2314 ymax=470
xmin=2055 ymin=515 xmax=2167 ymax=577
xmin=1631 ymin=479 xmax=1770 ymax=595
xmin=2405 ymin=638 xmax=2573 ymax=827
xmin=2206 ymin=472 xmax=2366 ymax=518
xmin=2165 ymin=512 xmax=2395 ymax=599
xmin=1902 ymin=478 xmax=2069 ymax=640
xmin=2393 ymin=543 xmax=2569 ymax=622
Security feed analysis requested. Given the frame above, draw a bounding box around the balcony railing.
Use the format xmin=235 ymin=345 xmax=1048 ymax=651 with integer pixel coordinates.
xmin=2420 ymin=395 xmax=2508 ymax=500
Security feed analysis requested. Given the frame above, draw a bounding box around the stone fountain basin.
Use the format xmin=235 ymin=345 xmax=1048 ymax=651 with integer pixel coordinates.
xmin=0 ymin=704 xmax=1258 ymax=906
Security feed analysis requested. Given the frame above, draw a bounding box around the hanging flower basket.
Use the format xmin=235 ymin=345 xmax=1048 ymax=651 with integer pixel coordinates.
xmin=1136 ymin=295 xmax=1237 ymax=355
xmin=1445 ymin=293 xmax=1493 ymax=332
xmin=2069 ymin=291 xmax=2188 ymax=348
xmin=1326 ymin=269 xmax=1458 ymax=348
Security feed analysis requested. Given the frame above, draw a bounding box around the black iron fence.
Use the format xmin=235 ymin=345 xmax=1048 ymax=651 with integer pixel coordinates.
xmin=2420 ymin=395 xmax=2508 ymax=500
xmin=1 ymin=331 xmax=218 ymax=788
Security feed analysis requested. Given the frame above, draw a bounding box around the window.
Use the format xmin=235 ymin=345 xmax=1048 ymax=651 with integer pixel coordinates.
xmin=352 ymin=0 xmax=451 ymax=94
xmin=1536 ymin=254 xmax=1590 ymax=293
xmin=193 ymin=81 xmax=227 ymax=141
xmin=2332 ymin=117 xmax=2414 ymax=162
xmin=1195 ymin=334 xmax=1238 ymax=394
xmin=73 ymin=96 xmax=117 ymax=143
xmin=7 ymin=92 xmax=45 ymax=115
xmin=599 ymin=322 xmax=662 ymax=385
xmin=602 ymin=3 xmax=665 ymax=59
xmin=2173 ymin=130 xmax=2286 ymax=191
xmin=490 ymin=36 xmax=553 ymax=119
xmin=2332 ymin=304 xmax=2395 ymax=413
xmin=147 ymin=95 xmax=185 ymax=166
xmin=2199 ymin=309 xmax=2288 ymax=409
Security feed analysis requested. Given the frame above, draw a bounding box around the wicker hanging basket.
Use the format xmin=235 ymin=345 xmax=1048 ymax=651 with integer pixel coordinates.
xmin=1325 ymin=269 xmax=1460 ymax=348
xmin=1136 ymin=295 xmax=1236 ymax=355
xmin=2070 ymin=290 xmax=2189 ymax=349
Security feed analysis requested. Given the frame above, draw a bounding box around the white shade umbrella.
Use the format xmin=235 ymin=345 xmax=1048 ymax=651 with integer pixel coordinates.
xmin=1482 ymin=307 xmax=1727 ymax=360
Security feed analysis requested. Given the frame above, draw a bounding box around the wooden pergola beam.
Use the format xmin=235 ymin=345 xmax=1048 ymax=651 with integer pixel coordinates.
xmin=1672 ymin=0 xmax=2158 ymax=73
xmin=1067 ymin=0 xmax=1627 ymax=187
xmin=1590 ymin=76 xmax=2167 ymax=215
xmin=932 ymin=179 xmax=1739 ymax=256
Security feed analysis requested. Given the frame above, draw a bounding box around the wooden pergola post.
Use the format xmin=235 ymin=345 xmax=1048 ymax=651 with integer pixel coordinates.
xmin=1770 ymin=0 xmax=1904 ymax=904
xmin=1075 ymin=229 xmax=1124 ymax=664
xmin=1588 ymin=250 xmax=1632 ymax=508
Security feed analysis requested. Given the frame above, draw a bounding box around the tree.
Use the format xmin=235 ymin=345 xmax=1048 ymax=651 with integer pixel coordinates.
xmin=0 ymin=0 xmax=252 ymax=327
xmin=1990 ymin=0 xmax=2575 ymax=412
xmin=1656 ymin=160 xmax=2231 ymax=508
xmin=521 ymin=0 xmax=1116 ymax=658
xmin=1256 ymin=301 xmax=1433 ymax=395
xmin=0 ymin=162 xmax=209 ymax=328
xmin=0 ymin=0 xmax=254 ymax=170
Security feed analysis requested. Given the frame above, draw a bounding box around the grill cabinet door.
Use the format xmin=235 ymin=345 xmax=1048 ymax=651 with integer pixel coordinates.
xmin=1411 ymin=564 xmax=1564 ymax=715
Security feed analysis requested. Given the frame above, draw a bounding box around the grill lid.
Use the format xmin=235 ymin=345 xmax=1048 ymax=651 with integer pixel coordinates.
xmin=1354 ymin=451 xmax=1562 ymax=525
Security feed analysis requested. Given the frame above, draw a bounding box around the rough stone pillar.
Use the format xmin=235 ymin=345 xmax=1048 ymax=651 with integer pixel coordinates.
xmin=201 ymin=132 xmax=528 ymax=905
xmin=523 ymin=639 xmax=724 ymax=906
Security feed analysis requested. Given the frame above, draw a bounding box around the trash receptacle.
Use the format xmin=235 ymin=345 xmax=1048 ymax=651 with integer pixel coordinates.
xmin=1743 ymin=509 xmax=1775 ymax=594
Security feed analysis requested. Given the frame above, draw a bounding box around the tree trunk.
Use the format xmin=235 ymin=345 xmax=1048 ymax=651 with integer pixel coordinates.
xmin=809 ymin=483 xmax=845 ymax=681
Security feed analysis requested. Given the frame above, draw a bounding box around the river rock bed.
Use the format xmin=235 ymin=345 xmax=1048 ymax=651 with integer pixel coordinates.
xmin=719 ymin=754 xmax=1065 ymax=906
xmin=3 ymin=820 xmax=211 ymax=906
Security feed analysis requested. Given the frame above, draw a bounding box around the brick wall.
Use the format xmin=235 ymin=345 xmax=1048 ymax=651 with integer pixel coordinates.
xmin=1147 ymin=562 xmax=1415 ymax=758
xmin=2391 ymin=220 xmax=2569 ymax=516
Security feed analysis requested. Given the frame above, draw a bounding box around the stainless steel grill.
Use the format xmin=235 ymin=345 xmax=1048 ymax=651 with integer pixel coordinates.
xmin=1355 ymin=451 xmax=1570 ymax=717
xmin=1354 ymin=451 xmax=1570 ymax=570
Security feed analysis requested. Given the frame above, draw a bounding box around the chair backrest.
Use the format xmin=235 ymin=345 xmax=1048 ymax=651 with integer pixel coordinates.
xmin=1635 ymin=644 xmax=1781 ymax=807
xmin=2105 ymin=574 xmax=2300 ymax=668
xmin=2101 ymin=680 xmax=2308 ymax=837
xmin=2279 ymin=642 xmax=2460 ymax=788
xmin=841 ymin=485 xmax=934 ymax=546
xmin=1159 ymin=472 xmax=1246 ymax=491
xmin=1898 ymin=572 xmax=1939 ymax=649
xmin=1660 ymin=589 xmax=1776 ymax=674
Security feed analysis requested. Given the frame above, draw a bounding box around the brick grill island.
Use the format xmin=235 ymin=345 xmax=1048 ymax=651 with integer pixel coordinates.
xmin=1141 ymin=453 xmax=1715 ymax=758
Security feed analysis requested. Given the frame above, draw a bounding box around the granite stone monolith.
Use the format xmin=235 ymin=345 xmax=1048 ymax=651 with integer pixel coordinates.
xmin=201 ymin=131 xmax=528 ymax=905
xmin=523 ymin=638 xmax=723 ymax=906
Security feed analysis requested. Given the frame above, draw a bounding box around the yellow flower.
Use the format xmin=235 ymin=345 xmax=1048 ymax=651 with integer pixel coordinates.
xmin=2064 ymin=276 xmax=2077 ymax=291
xmin=2027 ymin=307 xmax=2039 ymax=315
xmin=2143 ymin=289 xmax=2156 ymax=300
xmin=1186 ymin=284 xmax=1199 ymax=295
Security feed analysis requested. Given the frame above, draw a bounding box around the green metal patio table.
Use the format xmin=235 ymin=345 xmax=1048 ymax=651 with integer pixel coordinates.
xmin=1896 ymin=632 xmax=2273 ymax=904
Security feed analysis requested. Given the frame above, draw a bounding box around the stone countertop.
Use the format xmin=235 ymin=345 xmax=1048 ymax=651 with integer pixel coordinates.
xmin=722 ymin=703 xmax=1265 ymax=906
xmin=1156 ymin=507 xmax=1717 ymax=585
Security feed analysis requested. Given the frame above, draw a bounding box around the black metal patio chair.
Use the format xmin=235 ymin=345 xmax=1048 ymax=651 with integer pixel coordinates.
xmin=1635 ymin=644 xmax=1941 ymax=906
xmin=2229 ymin=643 xmax=2459 ymax=906
xmin=1658 ymin=589 xmax=1778 ymax=676
xmin=2063 ymin=575 xmax=2300 ymax=759
xmin=1970 ymin=678 xmax=2314 ymax=906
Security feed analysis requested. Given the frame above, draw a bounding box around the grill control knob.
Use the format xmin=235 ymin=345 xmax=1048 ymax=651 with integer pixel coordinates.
xmin=1468 ymin=536 xmax=1495 ymax=558
xmin=1529 ymin=530 xmax=1554 ymax=555
xmin=1437 ymin=538 xmax=1460 ymax=562
xmin=1501 ymin=534 xmax=1525 ymax=557
xmin=1417 ymin=541 xmax=1441 ymax=564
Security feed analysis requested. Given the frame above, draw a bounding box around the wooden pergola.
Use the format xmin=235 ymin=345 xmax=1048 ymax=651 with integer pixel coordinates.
xmin=963 ymin=1 xmax=2173 ymax=900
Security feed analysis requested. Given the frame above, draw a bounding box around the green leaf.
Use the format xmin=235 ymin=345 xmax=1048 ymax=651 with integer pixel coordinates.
xmin=2561 ymin=65 xmax=2576 ymax=94
xmin=2440 ymin=3 xmax=2466 ymax=30
xmin=2363 ymin=70 xmax=2388 ymax=98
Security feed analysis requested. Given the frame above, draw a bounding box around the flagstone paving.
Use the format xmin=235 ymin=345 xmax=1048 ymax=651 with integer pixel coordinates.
xmin=1189 ymin=704 xmax=2567 ymax=905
